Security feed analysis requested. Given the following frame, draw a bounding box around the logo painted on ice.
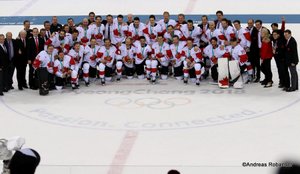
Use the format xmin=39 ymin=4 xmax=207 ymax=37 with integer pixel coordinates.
xmin=1 ymin=88 xmax=299 ymax=131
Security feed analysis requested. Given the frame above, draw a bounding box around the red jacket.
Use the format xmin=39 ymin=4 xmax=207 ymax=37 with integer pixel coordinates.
xmin=260 ymin=41 xmax=273 ymax=59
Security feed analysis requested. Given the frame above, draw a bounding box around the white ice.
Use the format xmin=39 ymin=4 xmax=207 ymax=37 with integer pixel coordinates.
xmin=0 ymin=1 xmax=300 ymax=174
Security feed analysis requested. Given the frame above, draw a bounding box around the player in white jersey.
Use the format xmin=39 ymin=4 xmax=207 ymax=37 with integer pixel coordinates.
xmin=135 ymin=36 xmax=152 ymax=79
xmin=53 ymin=51 xmax=78 ymax=90
xmin=120 ymin=37 xmax=137 ymax=79
xmin=182 ymin=39 xmax=204 ymax=85
xmin=203 ymin=37 xmax=226 ymax=82
xmin=228 ymin=38 xmax=253 ymax=83
xmin=76 ymin=18 xmax=93 ymax=45
xmin=233 ymin=20 xmax=251 ymax=50
xmin=181 ymin=20 xmax=202 ymax=46
xmin=111 ymin=15 xmax=128 ymax=45
xmin=33 ymin=45 xmax=56 ymax=94
xmin=68 ymin=30 xmax=80 ymax=48
xmin=90 ymin=16 xmax=105 ymax=46
xmin=45 ymin=30 xmax=70 ymax=54
xmin=83 ymin=38 xmax=101 ymax=85
xmin=68 ymin=42 xmax=87 ymax=88
xmin=204 ymin=21 xmax=226 ymax=45
xmin=220 ymin=18 xmax=235 ymax=46
xmin=164 ymin=25 xmax=186 ymax=45
xmin=169 ymin=35 xmax=185 ymax=80
xmin=96 ymin=38 xmax=119 ymax=85
xmin=158 ymin=11 xmax=177 ymax=35
xmin=143 ymin=15 xmax=163 ymax=45
xmin=127 ymin=17 xmax=149 ymax=43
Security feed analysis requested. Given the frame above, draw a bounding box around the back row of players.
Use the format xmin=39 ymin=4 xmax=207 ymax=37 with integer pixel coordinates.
xmin=33 ymin=12 xmax=255 ymax=91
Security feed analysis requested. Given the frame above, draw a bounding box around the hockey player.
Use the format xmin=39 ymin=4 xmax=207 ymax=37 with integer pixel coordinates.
xmin=204 ymin=21 xmax=226 ymax=45
xmin=68 ymin=30 xmax=80 ymax=48
xmin=45 ymin=30 xmax=70 ymax=53
xmin=158 ymin=11 xmax=177 ymax=35
xmin=119 ymin=37 xmax=137 ymax=79
xmin=76 ymin=18 xmax=93 ymax=45
xmin=97 ymin=38 xmax=119 ymax=85
xmin=33 ymin=44 xmax=56 ymax=95
xmin=90 ymin=16 xmax=105 ymax=46
xmin=220 ymin=18 xmax=235 ymax=46
xmin=127 ymin=17 xmax=148 ymax=43
xmin=53 ymin=51 xmax=77 ymax=90
xmin=229 ymin=37 xmax=253 ymax=84
xmin=135 ymin=36 xmax=152 ymax=79
xmin=181 ymin=20 xmax=202 ymax=46
xmin=152 ymin=35 xmax=173 ymax=80
xmin=164 ymin=25 xmax=186 ymax=45
xmin=111 ymin=15 xmax=128 ymax=45
xmin=233 ymin=20 xmax=251 ymax=51
xmin=83 ymin=38 xmax=101 ymax=85
xmin=143 ymin=15 xmax=162 ymax=45
xmin=182 ymin=38 xmax=203 ymax=85
xmin=170 ymin=35 xmax=185 ymax=80
xmin=203 ymin=37 xmax=226 ymax=83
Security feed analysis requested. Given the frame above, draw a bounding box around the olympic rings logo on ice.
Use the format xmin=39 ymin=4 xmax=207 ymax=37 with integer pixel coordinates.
xmin=104 ymin=97 xmax=191 ymax=109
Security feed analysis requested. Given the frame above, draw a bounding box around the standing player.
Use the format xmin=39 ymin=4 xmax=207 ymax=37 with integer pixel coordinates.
xmin=135 ymin=36 xmax=152 ymax=79
xmin=143 ymin=15 xmax=162 ymax=45
xmin=152 ymin=35 xmax=172 ymax=80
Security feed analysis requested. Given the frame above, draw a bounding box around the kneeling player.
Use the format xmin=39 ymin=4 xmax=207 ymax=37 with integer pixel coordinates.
xmin=53 ymin=51 xmax=78 ymax=90
xmin=182 ymin=39 xmax=203 ymax=85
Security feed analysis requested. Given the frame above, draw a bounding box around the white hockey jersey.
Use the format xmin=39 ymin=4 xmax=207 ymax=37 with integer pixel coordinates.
xmin=143 ymin=23 xmax=163 ymax=45
xmin=152 ymin=42 xmax=172 ymax=66
xmin=96 ymin=45 xmax=119 ymax=67
xmin=53 ymin=55 xmax=76 ymax=78
xmin=84 ymin=45 xmax=101 ymax=68
xmin=234 ymin=27 xmax=251 ymax=48
xmin=181 ymin=25 xmax=202 ymax=46
xmin=135 ymin=44 xmax=152 ymax=64
xmin=203 ymin=45 xmax=226 ymax=65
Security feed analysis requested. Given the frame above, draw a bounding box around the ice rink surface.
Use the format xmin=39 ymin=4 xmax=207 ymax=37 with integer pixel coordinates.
xmin=1 ymin=0 xmax=300 ymax=174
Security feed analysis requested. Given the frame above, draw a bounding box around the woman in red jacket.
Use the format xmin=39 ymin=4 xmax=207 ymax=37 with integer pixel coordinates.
xmin=260 ymin=28 xmax=273 ymax=88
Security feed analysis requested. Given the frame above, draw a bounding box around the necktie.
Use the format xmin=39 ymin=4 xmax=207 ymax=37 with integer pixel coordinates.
xmin=35 ymin=37 xmax=39 ymax=52
xmin=108 ymin=24 xmax=111 ymax=40
xmin=2 ymin=45 xmax=7 ymax=53
xmin=22 ymin=39 xmax=26 ymax=48
xmin=8 ymin=41 xmax=13 ymax=60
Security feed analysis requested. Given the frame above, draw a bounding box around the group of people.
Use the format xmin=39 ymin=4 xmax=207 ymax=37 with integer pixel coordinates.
xmin=0 ymin=10 xmax=298 ymax=95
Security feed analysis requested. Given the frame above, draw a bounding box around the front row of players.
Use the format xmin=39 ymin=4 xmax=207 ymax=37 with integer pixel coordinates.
xmin=33 ymin=35 xmax=252 ymax=95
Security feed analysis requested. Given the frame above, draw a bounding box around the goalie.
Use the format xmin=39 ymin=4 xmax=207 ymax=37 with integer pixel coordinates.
xmin=217 ymin=38 xmax=253 ymax=89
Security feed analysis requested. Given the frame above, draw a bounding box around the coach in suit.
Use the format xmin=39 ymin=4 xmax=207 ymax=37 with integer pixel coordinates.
xmin=27 ymin=28 xmax=45 ymax=90
xmin=4 ymin=32 xmax=17 ymax=90
xmin=15 ymin=30 xmax=29 ymax=90
xmin=0 ymin=34 xmax=9 ymax=96
xmin=247 ymin=19 xmax=261 ymax=82
xmin=284 ymin=29 xmax=299 ymax=92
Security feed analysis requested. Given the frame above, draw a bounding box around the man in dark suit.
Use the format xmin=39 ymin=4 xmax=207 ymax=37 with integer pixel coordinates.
xmin=273 ymin=30 xmax=290 ymax=90
xmin=50 ymin=16 xmax=63 ymax=34
xmin=214 ymin=10 xmax=232 ymax=29
xmin=247 ymin=19 xmax=261 ymax=82
xmin=198 ymin=15 xmax=210 ymax=79
xmin=23 ymin=20 xmax=33 ymax=39
xmin=0 ymin=34 xmax=9 ymax=96
xmin=27 ymin=28 xmax=45 ymax=90
xmin=15 ymin=30 xmax=29 ymax=90
xmin=43 ymin=21 xmax=51 ymax=40
xmin=284 ymin=29 xmax=299 ymax=92
xmin=4 ymin=32 xmax=17 ymax=90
